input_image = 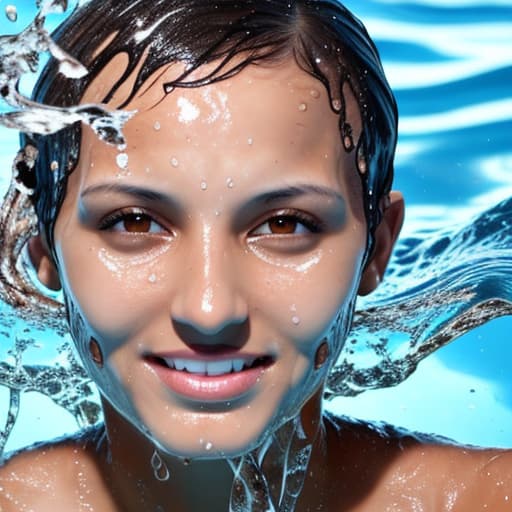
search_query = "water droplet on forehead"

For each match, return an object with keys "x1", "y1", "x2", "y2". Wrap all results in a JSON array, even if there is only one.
[
  {"x1": 200, "y1": 181, "x2": 208, "y2": 191},
  {"x1": 170, "y1": 157, "x2": 179, "y2": 168},
  {"x1": 116, "y1": 153, "x2": 129, "y2": 170},
  {"x1": 5, "y1": 5, "x2": 17, "y2": 22},
  {"x1": 298, "y1": 103, "x2": 308, "y2": 112}
]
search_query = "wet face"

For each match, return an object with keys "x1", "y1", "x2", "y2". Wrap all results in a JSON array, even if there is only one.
[{"x1": 52, "y1": 57, "x2": 367, "y2": 458}]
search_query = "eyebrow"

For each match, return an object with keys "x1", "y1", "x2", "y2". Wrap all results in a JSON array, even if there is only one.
[
  {"x1": 250, "y1": 184, "x2": 345, "y2": 205},
  {"x1": 80, "y1": 183, "x2": 171, "y2": 203}
]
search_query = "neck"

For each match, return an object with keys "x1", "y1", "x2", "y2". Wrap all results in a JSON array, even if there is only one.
[{"x1": 98, "y1": 393, "x2": 328, "y2": 512}]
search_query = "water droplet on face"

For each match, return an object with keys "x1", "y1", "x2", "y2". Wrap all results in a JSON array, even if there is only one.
[
  {"x1": 5, "y1": 5, "x2": 17, "y2": 22},
  {"x1": 226, "y1": 177, "x2": 234, "y2": 189},
  {"x1": 116, "y1": 153, "x2": 129, "y2": 169},
  {"x1": 247, "y1": 137, "x2": 254, "y2": 146},
  {"x1": 292, "y1": 316, "x2": 301, "y2": 326},
  {"x1": 331, "y1": 99, "x2": 342, "y2": 112},
  {"x1": 170, "y1": 157, "x2": 179, "y2": 168},
  {"x1": 200, "y1": 181, "x2": 208, "y2": 191},
  {"x1": 298, "y1": 103, "x2": 308, "y2": 112},
  {"x1": 154, "y1": 121, "x2": 161, "y2": 131},
  {"x1": 310, "y1": 89, "x2": 320, "y2": 99},
  {"x1": 148, "y1": 274, "x2": 157, "y2": 284},
  {"x1": 50, "y1": 161, "x2": 59, "y2": 172},
  {"x1": 151, "y1": 451, "x2": 170, "y2": 482}
]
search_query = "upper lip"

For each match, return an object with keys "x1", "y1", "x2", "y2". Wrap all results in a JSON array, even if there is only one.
[{"x1": 144, "y1": 351, "x2": 275, "y2": 376}]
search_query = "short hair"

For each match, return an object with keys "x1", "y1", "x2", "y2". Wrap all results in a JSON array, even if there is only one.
[{"x1": 21, "y1": 0, "x2": 398, "y2": 257}]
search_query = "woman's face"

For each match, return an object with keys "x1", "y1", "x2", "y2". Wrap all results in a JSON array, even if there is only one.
[{"x1": 52, "y1": 57, "x2": 368, "y2": 457}]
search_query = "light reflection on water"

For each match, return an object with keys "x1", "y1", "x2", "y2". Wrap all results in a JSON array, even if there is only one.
[{"x1": 0, "y1": 0, "x2": 511, "y2": 453}]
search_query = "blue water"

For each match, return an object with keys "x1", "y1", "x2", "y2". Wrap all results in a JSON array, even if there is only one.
[{"x1": 0, "y1": 0, "x2": 511, "y2": 453}]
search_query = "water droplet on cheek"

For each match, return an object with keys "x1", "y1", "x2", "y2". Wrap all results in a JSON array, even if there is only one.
[
  {"x1": 116, "y1": 153, "x2": 129, "y2": 169},
  {"x1": 170, "y1": 157, "x2": 179, "y2": 168},
  {"x1": 148, "y1": 274, "x2": 157, "y2": 284},
  {"x1": 298, "y1": 103, "x2": 308, "y2": 112},
  {"x1": 5, "y1": 5, "x2": 17, "y2": 22},
  {"x1": 200, "y1": 181, "x2": 208, "y2": 191}
]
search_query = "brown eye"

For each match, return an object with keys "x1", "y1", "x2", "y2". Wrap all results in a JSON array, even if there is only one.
[
  {"x1": 268, "y1": 216, "x2": 298, "y2": 234},
  {"x1": 122, "y1": 213, "x2": 152, "y2": 233}
]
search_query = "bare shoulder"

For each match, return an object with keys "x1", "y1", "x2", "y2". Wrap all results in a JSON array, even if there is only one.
[
  {"x1": 0, "y1": 428, "x2": 115, "y2": 512},
  {"x1": 324, "y1": 414, "x2": 512, "y2": 511}
]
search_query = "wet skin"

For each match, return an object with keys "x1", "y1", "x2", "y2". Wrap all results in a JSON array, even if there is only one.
[{"x1": 1, "y1": 57, "x2": 512, "y2": 511}]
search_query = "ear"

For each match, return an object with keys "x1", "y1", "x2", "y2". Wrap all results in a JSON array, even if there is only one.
[
  {"x1": 28, "y1": 236, "x2": 61, "y2": 291},
  {"x1": 358, "y1": 191, "x2": 404, "y2": 296}
]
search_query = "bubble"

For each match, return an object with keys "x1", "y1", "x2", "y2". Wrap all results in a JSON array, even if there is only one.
[
  {"x1": 170, "y1": 157, "x2": 179, "y2": 168},
  {"x1": 298, "y1": 103, "x2": 308, "y2": 112},
  {"x1": 5, "y1": 5, "x2": 17, "y2": 22},
  {"x1": 226, "y1": 177, "x2": 234, "y2": 189},
  {"x1": 148, "y1": 274, "x2": 157, "y2": 284},
  {"x1": 116, "y1": 153, "x2": 129, "y2": 169},
  {"x1": 292, "y1": 316, "x2": 301, "y2": 326},
  {"x1": 310, "y1": 89, "x2": 320, "y2": 99},
  {"x1": 154, "y1": 121, "x2": 161, "y2": 131},
  {"x1": 358, "y1": 155, "x2": 368, "y2": 174},
  {"x1": 200, "y1": 181, "x2": 208, "y2": 191}
]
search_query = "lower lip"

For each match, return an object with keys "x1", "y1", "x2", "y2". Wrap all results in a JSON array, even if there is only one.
[{"x1": 148, "y1": 363, "x2": 268, "y2": 401}]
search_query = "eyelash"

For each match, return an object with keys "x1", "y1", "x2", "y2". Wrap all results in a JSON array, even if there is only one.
[
  {"x1": 98, "y1": 208, "x2": 167, "y2": 234},
  {"x1": 249, "y1": 210, "x2": 324, "y2": 236}
]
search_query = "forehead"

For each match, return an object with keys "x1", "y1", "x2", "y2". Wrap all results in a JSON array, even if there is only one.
[{"x1": 77, "y1": 55, "x2": 364, "y2": 212}]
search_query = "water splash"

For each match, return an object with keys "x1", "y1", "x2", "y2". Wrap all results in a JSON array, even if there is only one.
[
  {"x1": 326, "y1": 196, "x2": 512, "y2": 398},
  {"x1": 0, "y1": 0, "x2": 133, "y2": 146}
]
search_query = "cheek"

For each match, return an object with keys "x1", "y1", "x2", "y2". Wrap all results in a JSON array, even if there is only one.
[{"x1": 56, "y1": 240, "x2": 166, "y2": 348}]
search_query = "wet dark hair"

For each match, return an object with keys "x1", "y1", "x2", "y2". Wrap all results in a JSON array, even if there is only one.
[{"x1": 22, "y1": 0, "x2": 398, "y2": 257}]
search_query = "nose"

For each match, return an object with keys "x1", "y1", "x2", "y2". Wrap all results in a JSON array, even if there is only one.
[{"x1": 170, "y1": 225, "x2": 249, "y2": 346}]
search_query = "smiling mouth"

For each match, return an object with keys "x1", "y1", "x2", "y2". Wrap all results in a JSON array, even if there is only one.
[{"x1": 148, "y1": 355, "x2": 274, "y2": 377}]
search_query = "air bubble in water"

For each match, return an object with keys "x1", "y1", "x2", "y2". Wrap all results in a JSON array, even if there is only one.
[
  {"x1": 310, "y1": 89, "x2": 320, "y2": 99},
  {"x1": 170, "y1": 157, "x2": 179, "y2": 168},
  {"x1": 247, "y1": 137, "x2": 254, "y2": 146},
  {"x1": 5, "y1": 5, "x2": 17, "y2": 22},
  {"x1": 226, "y1": 177, "x2": 234, "y2": 189},
  {"x1": 154, "y1": 121, "x2": 161, "y2": 131},
  {"x1": 148, "y1": 274, "x2": 157, "y2": 284},
  {"x1": 116, "y1": 153, "x2": 129, "y2": 169},
  {"x1": 292, "y1": 316, "x2": 301, "y2": 326}
]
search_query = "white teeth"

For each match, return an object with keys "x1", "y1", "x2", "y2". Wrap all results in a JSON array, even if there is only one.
[
  {"x1": 206, "y1": 360, "x2": 233, "y2": 376},
  {"x1": 232, "y1": 359, "x2": 244, "y2": 372},
  {"x1": 162, "y1": 357, "x2": 259, "y2": 375}
]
